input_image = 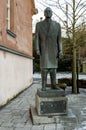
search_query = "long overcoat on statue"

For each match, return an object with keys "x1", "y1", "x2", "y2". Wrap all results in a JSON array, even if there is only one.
[{"x1": 35, "y1": 19, "x2": 62, "y2": 69}]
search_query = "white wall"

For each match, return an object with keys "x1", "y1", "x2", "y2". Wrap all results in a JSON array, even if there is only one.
[{"x1": 0, "y1": 50, "x2": 33, "y2": 106}]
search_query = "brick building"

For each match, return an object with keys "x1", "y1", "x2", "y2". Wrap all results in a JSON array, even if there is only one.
[{"x1": 0, "y1": 0, "x2": 37, "y2": 106}]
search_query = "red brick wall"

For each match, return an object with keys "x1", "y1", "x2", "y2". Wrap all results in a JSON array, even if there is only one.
[{"x1": 0, "y1": 0, "x2": 33, "y2": 56}]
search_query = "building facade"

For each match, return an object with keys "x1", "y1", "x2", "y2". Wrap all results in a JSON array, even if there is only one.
[{"x1": 0, "y1": 0, "x2": 37, "y2": 106}]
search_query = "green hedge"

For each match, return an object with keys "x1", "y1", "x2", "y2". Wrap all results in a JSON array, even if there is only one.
[
  {"x1": 33, "y1": 58, "x2": 72, "y2": 72},
  {"x1": 58, "y1": 78, "x2": 86, "y2": 88}
]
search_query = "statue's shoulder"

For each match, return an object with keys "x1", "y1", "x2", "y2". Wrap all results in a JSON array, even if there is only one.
[
  {"x1": 36, "y1": 20, "x2": 44, "y2": 26},
  {"x1": 52, "y1": 20, "x2": 60, "y2": 26},
  {"x1": 36, "y1": 20, "x2": 45, "y2": 31}
]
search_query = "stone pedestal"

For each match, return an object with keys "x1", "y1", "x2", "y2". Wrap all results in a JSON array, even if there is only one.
[
  {"x1": 31, "y1": 108, "x2": 77, "y2": 125},
  {"x1": 30, "y1": 87, "x2": 77, "y2": 125},
  {"x1": 35, "y1": 88, "x2": 68, "y2": 116}
]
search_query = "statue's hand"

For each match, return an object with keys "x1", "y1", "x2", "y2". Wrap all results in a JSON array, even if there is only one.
[
  {"x1": 59, "y1": 51, "x2": 63, "y2": 59},
  {"x1": 37, "y1": 50, "x2": 40, "y2": 55}
]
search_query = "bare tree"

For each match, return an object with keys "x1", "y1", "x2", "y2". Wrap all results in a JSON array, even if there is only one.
[{"x1": 36, "y1": 0, "x2": 86, "y2": 93}]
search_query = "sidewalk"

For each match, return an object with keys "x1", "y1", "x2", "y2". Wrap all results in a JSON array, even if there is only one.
[{"x1": 0, "y1": 80, "x2": 86, "y2": 130}]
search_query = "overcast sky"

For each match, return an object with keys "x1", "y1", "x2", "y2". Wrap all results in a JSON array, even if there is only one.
[
  {"x1": 32, "y1": 0, "x2": 69, "y2": 36},
  {"x1": 32, "y1": 0, "x2": 45, "y2": 32},
  {"x1": 32, "y1": 0, "x2": 86, "y2": 35},
  {"x1": 32, "y1": 0, "x2": 63, "y2": 32}
]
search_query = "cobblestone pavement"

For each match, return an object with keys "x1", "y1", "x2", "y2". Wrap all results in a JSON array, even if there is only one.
[{"x1": 0, "y1": 80, "x2": 86, "y2": 130}]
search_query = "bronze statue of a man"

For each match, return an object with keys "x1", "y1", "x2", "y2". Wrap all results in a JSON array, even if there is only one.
[{"x1": 35, "y1": 7, "x2": 62, "y2": 91}]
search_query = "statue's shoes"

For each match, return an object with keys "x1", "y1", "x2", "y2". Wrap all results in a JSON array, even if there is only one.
[
  {"x1": 42, "y1": 88, "x2": 46, "y2": 91},
  {"x1": 51, "y1": 86, "x2": 58, "y2": 89}
]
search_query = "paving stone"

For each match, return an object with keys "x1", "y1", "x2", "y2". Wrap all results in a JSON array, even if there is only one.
[
  {"x1": 0, "y1": 127, "x2": 13, "y2": 130},
  {"x1": 15, "y1": 127, "x2": 32, "y2": 130},
  {"x1": 25, "y1": 119, "x2": 33, "y2": 126},
  {"x1": 44, "y1": 124, "x2": 56, "y2": 130},
  {"x1": 13, "y1": 123, "x2": 25, "y2": 127},
  {"x1": 56, "y1": 124, "x2": 64, "y2": 130},
  {"x1": 1, "y1": 122, "x2": 13, "y2": 127},
  {"x1": 31, "y1": 125, "x2": 44, "y2": 130}
]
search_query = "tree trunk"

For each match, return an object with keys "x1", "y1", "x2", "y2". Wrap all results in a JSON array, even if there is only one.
[{"x1": 72, "y1": 0, "x2": 77, "y2": 94}]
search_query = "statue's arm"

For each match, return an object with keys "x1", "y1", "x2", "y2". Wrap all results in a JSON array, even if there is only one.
[
  {"x1": 35, "y1": 23, "x2": 40, "y2": 55},
  {"x1": 57, "y1": 23, "x2": 62, "y2": 58}
]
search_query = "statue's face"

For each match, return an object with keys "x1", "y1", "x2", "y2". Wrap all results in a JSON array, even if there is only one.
[{"x1": 44, "y1": 7, "x2": 52, "y2": 18}]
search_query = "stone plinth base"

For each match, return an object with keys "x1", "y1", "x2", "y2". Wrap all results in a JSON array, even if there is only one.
[
  {"x1": 36, "y1": 88, "x2": 67, "y2": 116},
  {"x1": 30, "y1": 108, "x2": 77, "y2": 125}
]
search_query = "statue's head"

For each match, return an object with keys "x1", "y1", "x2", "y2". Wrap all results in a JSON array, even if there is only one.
[{"x1": 44, "y1": 7, "x2": 52, "y2": 18}]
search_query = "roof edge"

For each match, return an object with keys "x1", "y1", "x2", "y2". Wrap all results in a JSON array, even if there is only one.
[{"x1": 31, "y1": 0, "x2": 38, "y2": 15}]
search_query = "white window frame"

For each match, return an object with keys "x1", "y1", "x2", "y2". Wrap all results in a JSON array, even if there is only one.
[{"x1": 7, "y1": 0, "x2": 10, "y2": 30}]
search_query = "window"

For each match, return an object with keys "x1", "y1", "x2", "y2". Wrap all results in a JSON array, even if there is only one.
[
  {"x1": 7, "y1": 0, "x2": 10, "y2": 30},
  {"x1": 7, "y1": 0, "x2": 16, "y2": 37},
  {"x1": 7, "y1": 0, "x2": 14, "y2": 32}
]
